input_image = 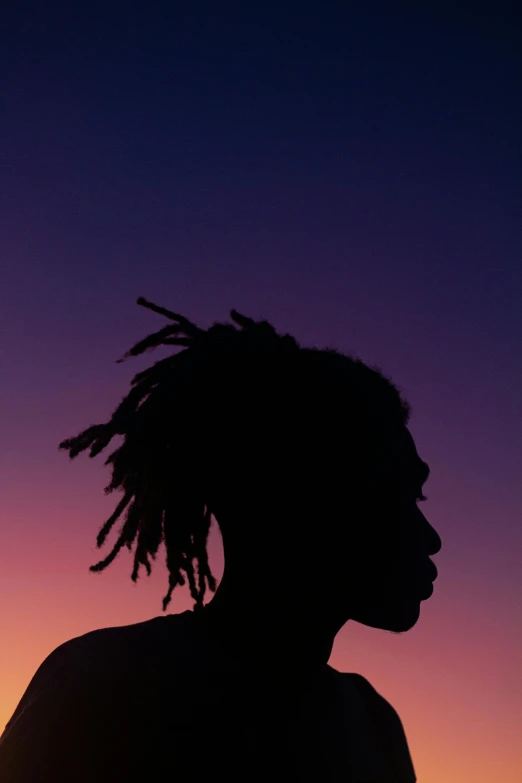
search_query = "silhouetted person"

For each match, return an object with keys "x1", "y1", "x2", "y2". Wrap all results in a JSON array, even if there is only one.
[{"x1": 0, "y1": 298, "x2": 441, "y2": 782}]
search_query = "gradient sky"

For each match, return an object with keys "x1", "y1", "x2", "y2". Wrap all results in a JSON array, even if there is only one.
[{"x1": 2, "y1": 3, "x2": 521, "y2": 781}]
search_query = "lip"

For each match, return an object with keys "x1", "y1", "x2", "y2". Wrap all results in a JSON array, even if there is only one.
[{"x1": 420, "y1": 582, "x2": 434, "y2": 600}]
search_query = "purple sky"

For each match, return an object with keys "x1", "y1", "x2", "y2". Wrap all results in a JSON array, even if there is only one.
[{"x1": 1, "y1": 5, "x2": 521, "y2": 781}]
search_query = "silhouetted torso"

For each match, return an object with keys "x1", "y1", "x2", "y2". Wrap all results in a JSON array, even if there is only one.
[{"x1": 0, "y1": 611, "x2": 416, "y2": 781}]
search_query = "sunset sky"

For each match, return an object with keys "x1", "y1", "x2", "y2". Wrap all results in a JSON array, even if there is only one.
[{"x1": 2, "y1": 3, "x2": 521, "y2": 781}]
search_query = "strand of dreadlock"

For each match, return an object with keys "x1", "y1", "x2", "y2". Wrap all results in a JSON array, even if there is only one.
[
  {"x1": 95, "y1": 491, "x2": 133, "y2": 548},
  {"x1": 181, "y1": 525, "x2": 199, "y2": 605},
  {"x1": 162, "y1": 505, "x2": 189, "y2": 609},
  {"x1": 116, "y1": 324, "x2": 193, "y2": 364},
  {"x1": 131, "y1": 503, "x2": 164, "y2": 580},
  {"x1": 163, "y1": 503, "x2": 199, "y2": 608},
  {"x1": 129, "y1": 353, "x2": 190, "y2": 392},
  {"x1": 90, "y1": 494, "x2": 143, "y2": 572},
  {"x1": 89, "y1": 533, "x2": 129, "y2": 573},
  {"x1": 230, "y1": 309, "x2": 257, "y2": 329},
  {"x1": 193, "y1": 506, "x2": 216, "y2": 598},
  {"x1": 125, "y1": 449, "x2": 165, "y2": 578},
  {"x1": 115, "y1": 297, "x2": 203, "y2": 364},
  {"x1": 137, "y1": 297, "x2": 203, "y2": 335},
  {"x1": 60, "y1": 382, "x2": 152, "y2": 463},
  {"x1": 59, "y1": 424, "x2": 106, "y2": 459}
]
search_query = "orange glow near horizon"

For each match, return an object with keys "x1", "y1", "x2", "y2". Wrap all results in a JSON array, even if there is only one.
[{"x1": 1, "y1": 483, "x2": 521, "y2": 782}]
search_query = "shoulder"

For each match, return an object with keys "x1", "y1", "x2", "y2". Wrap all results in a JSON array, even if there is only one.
[
  {"x1": 337, "y1": 673, "x2": 417, "y2": 783},
  {"x1": 3, "y1": 615, "x2": 178, "y2": 735},
  {"x1": 0, "y1": 615, "x2": 188, "y2": 781},
  {"x1": 348, "y1": 674, "x2": 406, "y2": 726},
  {"x1": 48, "y1": 611, "x2": 187, "y2": 663},
  {"x1": 27, "y1": 618, "x2": 156, "y2": 683}
]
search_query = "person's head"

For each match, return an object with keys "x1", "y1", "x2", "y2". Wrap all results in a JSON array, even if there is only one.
[{"x1": 60, "y1": 298, "x2": 441, "y2": 636}]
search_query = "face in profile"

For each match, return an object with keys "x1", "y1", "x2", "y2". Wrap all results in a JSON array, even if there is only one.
[
  {"x1": 212, "y1": 419, "x2": 441, "y2": 637},
  {"x1": 326, "y1": 426, "x2": 442, "y2": 634}
]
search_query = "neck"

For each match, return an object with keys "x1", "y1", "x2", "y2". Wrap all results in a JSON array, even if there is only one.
[{"x1": 199, "y1": 569, "x2": 338, "y2": 669}]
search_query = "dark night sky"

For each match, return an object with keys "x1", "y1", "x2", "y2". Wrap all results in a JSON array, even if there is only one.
[{"x1": 1, "y1": 4, "x2": 521, "y2": 781}]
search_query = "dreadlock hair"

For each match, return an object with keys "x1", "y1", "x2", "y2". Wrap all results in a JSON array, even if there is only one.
[{"x1": 59, "y1": 297, "x2": 411, "y2": 612}]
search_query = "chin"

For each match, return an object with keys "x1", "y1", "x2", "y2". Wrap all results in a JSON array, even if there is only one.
[{"x1": 354, "y1": 600, "x2": 422, "y2": 634}]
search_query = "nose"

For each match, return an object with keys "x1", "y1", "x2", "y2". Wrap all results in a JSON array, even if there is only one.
[
  {"x1": 417, "y1": 507, "x2": 442, "y2": 556},
  {"x1": 426, "y1": 520, "x2": 442, "y2": 556}
]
